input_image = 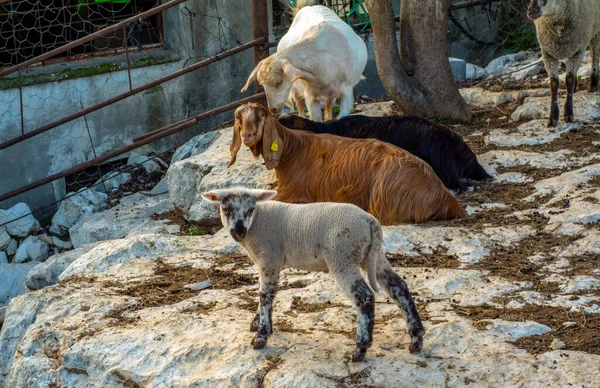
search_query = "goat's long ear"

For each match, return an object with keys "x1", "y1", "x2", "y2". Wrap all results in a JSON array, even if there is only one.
[
  {"x1": 282, "y1": 59, "x2": 319, "y2": 84},
  {"x1": 228, "y1": 121, "x2": 242, "y2": 168},
  {"x1": 241, "y1": 60, "x2": 262, "y2": 92},
  {"x1": 261, "y1": 111, "x2": 283, "y2": 170}
]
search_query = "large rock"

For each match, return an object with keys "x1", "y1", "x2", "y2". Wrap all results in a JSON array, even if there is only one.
[
  {"x1": 0, "y1": 252, "x2": 7, "y2": 264},
  {"x1": 460, "y1": 87, "x2": 549, "y2": 108},
  {"x1": 50, "y1": 188, "x2": 109, "y2": 236},
  {"x1": 6, "y1": 239, "x2": 17, "y2": 258},
  {"x1": 485, "y1": 51, "x2": 539, "y2": 77},
  {"x1": 0, "y1": 203, "x2": 40, "y2": 238},
  {"x1": 93, "y1": 171, "x2": 132, "y2": 193},
  {"x1": 25, "y1": 243, "x2": 100, "y2": 290},
  {"x1": 1, "y1": 234, "x2": 599, "y2": 387},
  {"x1": 13, "y1": 236, "x2": 49, "y2": 263},
  {"x1": 0, "y1": 262, "x2": 37, "y2": 307},
  {"x1": 61, "y1": 231, "x2": 239, "y2": 282},
  {"x1": 68, "y1": 193, "x2": 179, "y2": 248},
  {"x1": 486, "y1": 120, "x2": 578, "y2": 148},
  {"x1": 127, "y1": 152, "x2": 165, "y2": 174},
  {"x1": 0, "y1": 227, "x2": 10, "y2": 250},
  {"x1": 167, "y1": 129, "x2": 276, "y2": 224},
  {"x1": 449, "y1": 57, "x2": 466, "y2": 83},
  {"x1": 466, "y1": 63, "x2": 488, "y2": 80},
  {"x1": 171, "y1": 130, "x2": 221, "y2": 164},
  {"x1": 509, "y1": 93, "x2": 600, "y2": 123}
]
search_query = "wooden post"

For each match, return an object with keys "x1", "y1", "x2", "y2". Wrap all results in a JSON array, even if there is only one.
[{"x1": 251, "y1": 0, "x2": 269, "y2": 98}]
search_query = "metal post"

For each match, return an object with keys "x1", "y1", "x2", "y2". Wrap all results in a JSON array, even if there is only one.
[{"x1": 251, "y1": 0, "x2": 269, "y2": 100}]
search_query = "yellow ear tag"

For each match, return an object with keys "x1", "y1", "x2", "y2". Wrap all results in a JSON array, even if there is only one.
[
  {"x1": 271, "y1": 141, "x2": 279, "y2": 152},
  {"x1": 229, "y1": 150, "x2": 232, "y2": 155}
]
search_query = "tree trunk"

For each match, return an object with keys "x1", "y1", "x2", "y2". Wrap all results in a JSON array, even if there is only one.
[{"x1": 365, "y1": 0, "x2": 472, "y2": 122}]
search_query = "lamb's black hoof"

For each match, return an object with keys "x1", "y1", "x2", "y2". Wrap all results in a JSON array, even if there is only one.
[
  {"x1": 252, "y1": 336, "x2": 267, "y2": 350},
  {"x1": 351, "y1": 347, "x2": 367, "y2": 362}
]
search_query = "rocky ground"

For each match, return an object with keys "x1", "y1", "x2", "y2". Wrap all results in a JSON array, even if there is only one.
[{"x1": 2, "y1": 61, "x2": 600, "y2": 386}]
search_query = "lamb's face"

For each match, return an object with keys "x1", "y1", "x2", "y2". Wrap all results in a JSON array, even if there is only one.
[
  {"x1": 201, "y1": 188, "x2": 277, "y2": 242},
  {"x1": 219, "y1": 194, "x2": 257, "y2": 242},
  {"x1": 527, "y1": 0, "x2": 550, "y2": 20},
  {"x1": 258, "y1": 60, "x2": 293, "y2": 115}
]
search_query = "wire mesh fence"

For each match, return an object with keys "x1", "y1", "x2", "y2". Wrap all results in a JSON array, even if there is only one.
[
  {"x1": 0, "y1": 0, "x2": 547, "y2": 259},
  {"x1": 0, "y1": 0, "x2": 258, "y2": 251}
]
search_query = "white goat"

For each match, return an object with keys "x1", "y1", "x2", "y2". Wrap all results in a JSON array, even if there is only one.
[
  {"x1": 528, "y1": 0, "x2": 600, "y2": 126},
  {"x1": 202, "y1": 187, "x2": 425, "y2": 362},
  {"x1": 241, "y1": 2, "x2": 367, "y2": 122}
]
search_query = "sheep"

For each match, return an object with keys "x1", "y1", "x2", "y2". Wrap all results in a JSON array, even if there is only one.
[
  {"x1": 201, "y1": 186, "x2": 426, "y2": 362},
  {"x1": 527, "y1": 0, "x2": 600, "y2": 127},
  {"x1": 228, "y1": 102, "x2": 466, "y2": 225},
  {"x1": 278, "y1": 113, "x2": 492, "y2": 192},
  {"x1": 240, "y1": 1, "x2": 367, "y2": 122}
]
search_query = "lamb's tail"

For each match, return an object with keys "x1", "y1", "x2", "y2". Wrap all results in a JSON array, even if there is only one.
[
  {"x1": 290, "y1": 0, "x2": 315, "y2": 18},
  {"x1": 366, "y1": 219, "x2": 382, "y2": 293}
]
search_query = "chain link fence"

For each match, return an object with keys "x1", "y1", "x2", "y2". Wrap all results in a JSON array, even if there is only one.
[{"x1": 0, "y1": 0, "x2": 258, "y2": 252}]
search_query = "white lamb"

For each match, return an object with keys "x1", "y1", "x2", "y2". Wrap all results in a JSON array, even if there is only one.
[
  {"x1": 528, "y1": 0, "x2": 600, "y2": 126},
  {"x1": 241, "y1": 1, "x2": 367, "y2": 122},
  {"x1": 202, "y1": 187, "x2": 425, "y2": 362}
]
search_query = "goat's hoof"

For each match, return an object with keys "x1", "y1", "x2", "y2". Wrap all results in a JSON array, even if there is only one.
[
  {"x1": 564, "y1": 115, "x2": 574, "y2": 123},
  {"x1": 351, "y1": 347, "x2": 367, "y2": 362},
  {"x1": 591, "y1": 86, "x2": 598, "y2": 93},
  {"x1": 547, "y1": 118, "x2": 558, "y2": 127},
  {"x1": 252, "y1": 336, "x2": 267, "y2": 350}
]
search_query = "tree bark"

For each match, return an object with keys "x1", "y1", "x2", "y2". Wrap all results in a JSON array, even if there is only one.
[{"x1": 365, "y1": 0, "x2": 472, "y2": 122}]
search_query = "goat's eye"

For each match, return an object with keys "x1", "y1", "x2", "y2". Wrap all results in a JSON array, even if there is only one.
[{"x1": 244, "y1": 209, "x2": 254, "y2": 218}]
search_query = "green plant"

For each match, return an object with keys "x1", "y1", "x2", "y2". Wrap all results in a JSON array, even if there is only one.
[{"x1": 188, "y1": 225, "x2": 204, "y2": 236}]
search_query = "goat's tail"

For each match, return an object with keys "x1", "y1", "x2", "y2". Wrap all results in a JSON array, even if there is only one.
[
  {"x1": 366, "y1": 218, "x2": 382, "y2": 293},
  {"x1": 291, "y1": 0, "x2": 315, "y2": 18}
]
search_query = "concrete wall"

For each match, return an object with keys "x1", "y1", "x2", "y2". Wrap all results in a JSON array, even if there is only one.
[{"x1": 0, "y1": 0, "x2": 261, "y2": 217}]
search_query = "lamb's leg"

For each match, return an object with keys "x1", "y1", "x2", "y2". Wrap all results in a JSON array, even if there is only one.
[
  {"x1": 250, "y1": 277, "x2": 261, "y2": 332},
  {"x1": 337, "y1": 85, "x2": 354, "y2": 119},
  {"x1": 565, "y1": 50, "x2": 584, "y2": 123},
  {"x1": 330, "y1": 267, "x2": 374, "y2": 362},
  {"x1": 591, "y1": 34, "x2": 600, "y2": 93},
  {"x1": 376, "y1": 261, "x2": 425, "y2": 353},
  {"x1": 542, "y1": 52, "x2": 560, "y2": 127},
  {"x1": 251, "y1": 266, "x2": 279, "y2": 349}
]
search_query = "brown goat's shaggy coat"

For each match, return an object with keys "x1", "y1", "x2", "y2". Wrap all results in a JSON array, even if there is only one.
[{"x1": 229, "y1": 103, "x2": 465, "y2": 225}]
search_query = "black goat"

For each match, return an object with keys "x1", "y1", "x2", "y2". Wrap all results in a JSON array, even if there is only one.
[{"x1": 278, "y1": 114, "x2": 491, "y2": 192}]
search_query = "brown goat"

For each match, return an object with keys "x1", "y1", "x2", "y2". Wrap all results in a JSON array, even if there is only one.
[{"x1": 229, "y1": 103, "x2": 465, "y2": 225}]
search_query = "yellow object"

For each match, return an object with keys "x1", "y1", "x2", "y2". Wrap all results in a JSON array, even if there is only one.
[{"x1": 271, "y1": 141, "x2": 279, "y2": 152}]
